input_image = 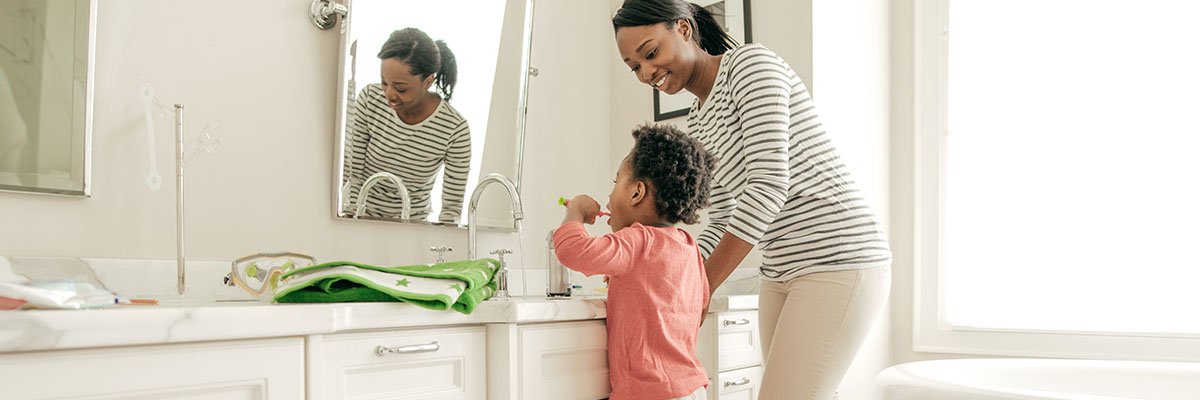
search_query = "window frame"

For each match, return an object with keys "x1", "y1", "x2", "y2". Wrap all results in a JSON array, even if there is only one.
[{"x1": 911, "y1": 0, "x2": 1200, "y2": 361}]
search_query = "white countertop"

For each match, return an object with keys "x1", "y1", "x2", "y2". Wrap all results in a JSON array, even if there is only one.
[{"x1": 0, "y1": 294, "x2": 757, "y2": 353}]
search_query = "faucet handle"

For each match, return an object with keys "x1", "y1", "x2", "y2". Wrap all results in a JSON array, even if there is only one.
[
  {"x1": 430, "y1": 246, "x2": 453, "y2": 263},
  {"x1": 489, "y1": 248, "x2": 513, "y2": 263},
  {"x1": 489, "y1": 248, "x2": 514, "y2": 300}
]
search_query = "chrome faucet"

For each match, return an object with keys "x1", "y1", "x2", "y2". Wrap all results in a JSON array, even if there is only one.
[
  {"x1": 355, "y1": 171, "x2": 412, "y2": 220},
  {"x1": 467, "y1": 173, "x2": 524, "y2": 259}
]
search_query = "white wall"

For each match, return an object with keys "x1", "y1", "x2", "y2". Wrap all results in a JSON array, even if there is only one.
[
  {"x1": 812, "y1": 0, "x2": 893, "y2": 398},
  {"x1": 0, "y1": 0, "x2": 612, "y2": 275}
]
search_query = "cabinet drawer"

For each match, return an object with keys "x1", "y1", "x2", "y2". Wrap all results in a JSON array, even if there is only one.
[
  {"x1": 0, "y1": 338, "x2": 304, "y2": 400},
  {"x1": 716, "y1": 365, "x2": 763, "y2": 400},
  {"x1": 715, "y1": 311, "x2": 761, "y2": 371},
  {"x1": 317, "y1": 326, "x2": 486, "y2": 400},
  {"x1": 518, "y1": 320, "x2": 610, "y2": 400}
]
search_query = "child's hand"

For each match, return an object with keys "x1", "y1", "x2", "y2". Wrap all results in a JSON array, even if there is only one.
[{"x1": 565, "y1": 195, "x2": 602, "y2": 225}]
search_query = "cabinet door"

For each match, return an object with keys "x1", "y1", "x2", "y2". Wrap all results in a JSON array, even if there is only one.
[
  {"x1": 714, "y1": 311, "x2": 761, "y2": 371},
  {"x1": 715, "y1": 366, "x2": 763, "y2": 400},
  {"x1": 314, "y1": 326, "x2": 486, "y2": 400},
  {"x1": 0, "y1": 338, "x2": 304, "y2": 400},
  {"x1": 518, "y1": 320, "x2": 610, "y2": 400}
]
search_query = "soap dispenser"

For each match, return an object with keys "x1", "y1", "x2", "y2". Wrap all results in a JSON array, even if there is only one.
[{"x1": 546, "y1": 229, "x2": 572, "y2": 297}]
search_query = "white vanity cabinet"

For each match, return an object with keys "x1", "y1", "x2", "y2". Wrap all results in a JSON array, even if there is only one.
[
  {"x1": 488, "y1": 320, "x2": 611, "y2": 400},
  {"x1": 0, "y1": 337, "x2": 305, "y2": 400},
  {"x1": 308, "y1": 325, "x2": 487, "y2": 400},
  {"x1": 698, "y1": 310, "x2": 765, "y2": 400}
]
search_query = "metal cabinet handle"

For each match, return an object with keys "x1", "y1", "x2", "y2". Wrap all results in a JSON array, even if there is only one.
[
  {"x1": 375, "y1": 341, "x2": 440, "y2": 357},
  {"x1": 724, "y1": 377, "x2": 751, "y2": 387},
  {"x1": 723, "y1": 318, "x2": 751, "y2": 326}
]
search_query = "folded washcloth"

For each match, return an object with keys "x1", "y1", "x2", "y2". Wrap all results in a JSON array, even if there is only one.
[{"x1": 272, "y1": 258, "x2": 500, "y2": 314}]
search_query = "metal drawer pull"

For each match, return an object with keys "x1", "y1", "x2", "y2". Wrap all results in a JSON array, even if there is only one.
[
  {"x1": 375, "y1": 341, "x2": 440, "y2": 357},
  {"x1": 723, "y1": 318, "x2": 751, "y2": 326},
  {"x1": 724, "y1": 377, "x2": 751, "y2": 387}
]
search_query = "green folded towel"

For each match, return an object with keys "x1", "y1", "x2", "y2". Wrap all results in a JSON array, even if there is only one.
[{"x1": 272, "y1": 258, "x2": 500, "y2": 314}]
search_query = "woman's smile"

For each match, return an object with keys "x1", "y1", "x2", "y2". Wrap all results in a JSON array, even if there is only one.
[{"x1": 652, "y1": 72, "x2": 670, "y2": 90}]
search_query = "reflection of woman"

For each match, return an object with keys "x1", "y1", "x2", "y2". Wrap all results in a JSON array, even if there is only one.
[
  {"x1": 344, "y1": 28, "x2": 471, "y2": 223},
  {"x1": 613, "y1": 1, "x2": 892, "y2": 399}
]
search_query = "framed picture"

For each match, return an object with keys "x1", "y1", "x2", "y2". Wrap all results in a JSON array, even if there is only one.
[{"x1": 653, "y1": 0, "x2": 753, "y2": 121}]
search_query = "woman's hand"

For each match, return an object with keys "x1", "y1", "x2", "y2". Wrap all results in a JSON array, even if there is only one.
[{"x1": 564, "y1": 195, "x2": 602, "y2": 225}]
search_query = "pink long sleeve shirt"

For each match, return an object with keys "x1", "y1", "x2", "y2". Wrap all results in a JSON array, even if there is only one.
[{"x1": 553, "y1": 221, "x2": 709, "y2": 400}]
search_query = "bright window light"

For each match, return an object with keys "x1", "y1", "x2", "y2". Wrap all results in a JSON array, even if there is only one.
[{"x1": 943, "y1": 0, "x2": 1200, "y2": 335}]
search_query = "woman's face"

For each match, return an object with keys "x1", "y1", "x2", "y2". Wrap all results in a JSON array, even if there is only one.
[
  {"x1": 615, "y1": 20, "x2": 698, "y2": 95},
  {"x1": 380, "y1": 58, "x2": 434, "y2": 115}
]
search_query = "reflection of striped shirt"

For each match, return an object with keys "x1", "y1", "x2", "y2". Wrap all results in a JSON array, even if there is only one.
[
  {"x1": 344, "y1": 84, "x2": 471, "y2": 222},
  {"x1": 687, "y1": 44, "x2": 891, "y2": 282}
]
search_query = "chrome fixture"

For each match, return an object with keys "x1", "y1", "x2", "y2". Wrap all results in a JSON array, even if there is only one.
[
  {"x1": 467, "y1": 173, "x2": 524, "y2": 259},
  {"x1": 430, "y1": 246, "x2": 453, "y2": 264},
  {"x1": 174, "y1": 105, "x2": 186, "y2": 296},
  {"x1": 546, "y1": 229, "x2": 571, "y2": 297},
  {"x1": 354, "y1": 171, "x2": 412, "y2": 221},
  {"x1": 309, "y1": 0, "x2": 348, "y2": 30},
  {"x1": 490, "y1": 248, "x2": 513, "y2": 300}
]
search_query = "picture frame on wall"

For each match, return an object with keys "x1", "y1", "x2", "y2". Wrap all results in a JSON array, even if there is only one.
[{"x1": 652, "y1": 0, "x2": 753, "y2": 121}]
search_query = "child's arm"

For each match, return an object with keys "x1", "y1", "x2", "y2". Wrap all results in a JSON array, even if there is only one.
[{"x1": 552, "y1": 222, "x2": 644, "y2": 278}]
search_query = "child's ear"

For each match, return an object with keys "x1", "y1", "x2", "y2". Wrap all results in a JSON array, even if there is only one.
[{"x1": 630, "y1": 181, "x2": 647, "y2": 206}]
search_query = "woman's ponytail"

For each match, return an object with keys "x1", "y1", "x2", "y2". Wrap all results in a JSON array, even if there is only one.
[
  {"x1": 686, "y1": 2, "x2": 736, "y2": 56},
  {"x1": 433, "y1": 40, "x2": 458, "y2": 102}
]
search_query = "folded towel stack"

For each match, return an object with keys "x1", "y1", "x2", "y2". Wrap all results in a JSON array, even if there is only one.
[{"x1": 272, "y1": 258, "x2": 500, "y2": 314}]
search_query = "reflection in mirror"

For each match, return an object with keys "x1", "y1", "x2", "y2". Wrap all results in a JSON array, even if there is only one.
[
  {"x1": 333, "y1": 0, "x2": 530, "y2": 228},
  {"x1": 0, "y1": 0, "x2": 93, "y2": 196}
]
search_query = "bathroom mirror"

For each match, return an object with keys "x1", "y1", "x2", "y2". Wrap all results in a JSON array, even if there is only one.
[
  {"x1": 332, "y1": 0, "x2": 533, "y2": 229},
  {"x1": 0, "y1": 0, "x2": 94, "y2": 196}
]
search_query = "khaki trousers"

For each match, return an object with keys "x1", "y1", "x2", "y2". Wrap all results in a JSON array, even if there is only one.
[{"x1": 757, "y1": 267, "x2": 890, "y2": 399}]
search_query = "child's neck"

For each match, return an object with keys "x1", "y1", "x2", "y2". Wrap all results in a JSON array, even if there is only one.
[{"x1": 633, "y1": 214, "x2": 674, "y2": 229}]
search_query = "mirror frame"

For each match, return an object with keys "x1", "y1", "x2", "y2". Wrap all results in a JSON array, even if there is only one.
[
  {"x1": 0, "y1": 0, "x2": 95, "y2": 197},
  {"x1": 330, "y1": 0, "x2": 534, "y2": 230}
]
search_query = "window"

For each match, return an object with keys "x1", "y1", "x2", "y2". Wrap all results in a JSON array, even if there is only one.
[{"x1": 914, "y1": 0, "x2": 1200, "y2": 360}]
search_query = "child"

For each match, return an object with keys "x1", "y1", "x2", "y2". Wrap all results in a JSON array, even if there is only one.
[{"x1": 554, "y1": 124, "x2": 717, "y2": 400}]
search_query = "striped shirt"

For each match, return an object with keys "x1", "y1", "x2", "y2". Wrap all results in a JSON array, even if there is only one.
[
  {"x1": 686, "y1": 44, "x2": 892, "y2": 281},
  {"x1": 343, "y1": 83, "x2": 471, "y2": 223}
]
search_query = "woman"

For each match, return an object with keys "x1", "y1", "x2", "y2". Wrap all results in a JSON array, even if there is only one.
[
  {"x1": 613, "y1": 1, "x2": 892, "y2": 398},
  {"x1": 343, "y1": 27, "x2": 471, "y2": 223}
]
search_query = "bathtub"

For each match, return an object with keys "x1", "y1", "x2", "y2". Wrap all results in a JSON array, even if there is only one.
[{"x1": 875, "y1": 358, "x2": 1200, "y2": 400}]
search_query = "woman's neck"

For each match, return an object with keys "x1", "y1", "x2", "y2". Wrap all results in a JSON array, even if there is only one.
[
  {"x1": 687, "y1": 52, "x2": 723, "y2": 107},
  {"x1": 396, "y1": 92, "x2": 439, "y2": 124}
]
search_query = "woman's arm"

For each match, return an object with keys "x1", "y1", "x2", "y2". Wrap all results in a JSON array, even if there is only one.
[
  {"x1": 705, "y1": 231, "x2": 755, "y2": 291},
  {"x1": 438, "y1": 121, "x2": 471, "y2": 223},
  {"x1": 705, "y1": 48, "x2": 793, "y2": 291}
]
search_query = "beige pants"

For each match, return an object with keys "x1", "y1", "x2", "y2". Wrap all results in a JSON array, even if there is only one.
[{"x1": 757, "y1": 267, "x2": 890, "y2": 399}]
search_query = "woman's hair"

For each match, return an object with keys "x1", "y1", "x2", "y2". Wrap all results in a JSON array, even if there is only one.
[
  {"x1": 628, "y1": 124, "x2": 717, "y2": 224},
  {"x1": 612, "y1": 0, "x2": 737, "y2": 56},
  {"x1": 377, "y1": 28, "x2": 458, "y2": 101}
]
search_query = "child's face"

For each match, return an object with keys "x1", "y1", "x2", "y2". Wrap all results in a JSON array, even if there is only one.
[{"x1": 606, "y1": 157, "x2": 638, "y2": 232}]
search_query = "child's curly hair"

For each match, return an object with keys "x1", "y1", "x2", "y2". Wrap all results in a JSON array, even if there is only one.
[{"x1": 628, "y1": 124, "x2": 717, "y2": 224}]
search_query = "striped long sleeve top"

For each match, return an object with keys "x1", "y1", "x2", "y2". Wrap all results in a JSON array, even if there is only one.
[
  {"x1": 343, "y1": 84, "x2": 471, "y2": 223},
  {"x1": 687, "y1": 44, "x2": 891, "y2": 281}
]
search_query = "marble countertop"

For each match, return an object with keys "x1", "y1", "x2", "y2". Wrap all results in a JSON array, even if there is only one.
[{"x1": 0, "y1": 294, "x2": 757, "y2": 353}]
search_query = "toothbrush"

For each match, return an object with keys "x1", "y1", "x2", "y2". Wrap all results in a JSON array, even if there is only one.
[{"x1": 558, "y1": 197, "x2": 611, "y2": 217}]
